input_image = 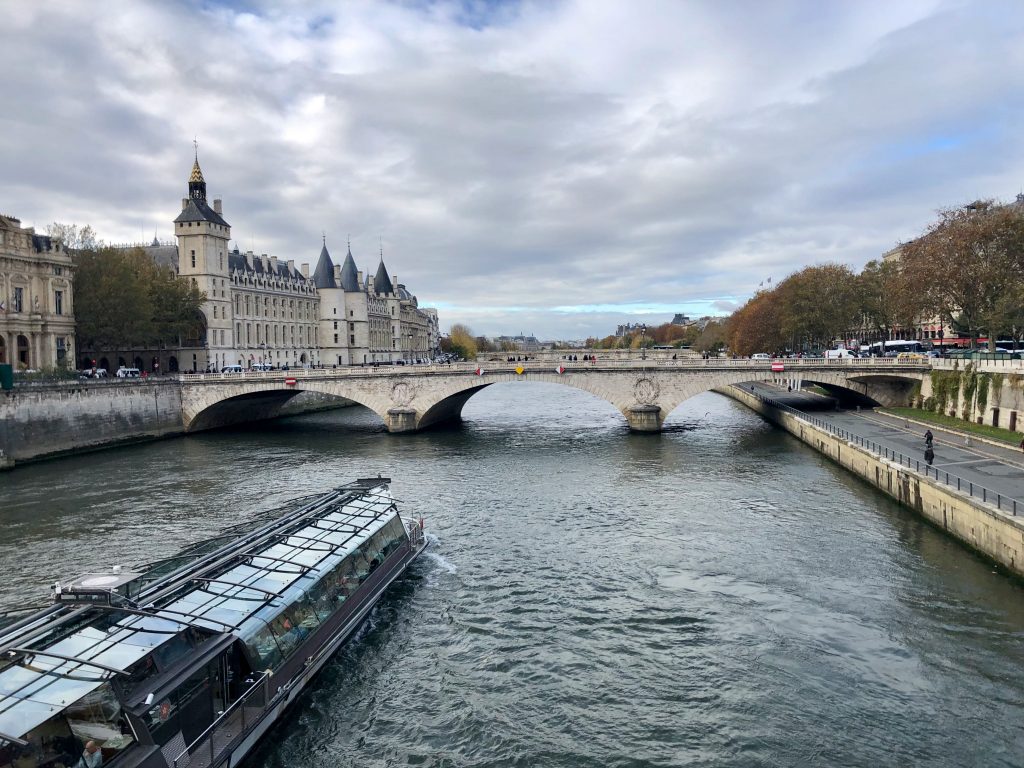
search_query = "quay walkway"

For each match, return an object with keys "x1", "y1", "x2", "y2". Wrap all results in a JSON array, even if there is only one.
[{"x1": 745, "y1": 382, "x2": 1024, "y2": 516}]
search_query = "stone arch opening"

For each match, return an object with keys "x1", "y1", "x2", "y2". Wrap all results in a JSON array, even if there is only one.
[
  {"x1": 186, "y1": 385, "x2": 388, "y2": 433},
  {"x1": 16, "y1": 334, "x2": 30, "y2": 368},
  {"x1": 168, "y1": 356, "x2": 179, "y2": 372},
  {"x1": 415, "y1": 379, "x2": 629, "y2": 431}
]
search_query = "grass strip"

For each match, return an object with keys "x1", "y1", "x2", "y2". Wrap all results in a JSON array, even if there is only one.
[{"x1": 880, "y1": 406, "x2": 1022, "y2": 445}]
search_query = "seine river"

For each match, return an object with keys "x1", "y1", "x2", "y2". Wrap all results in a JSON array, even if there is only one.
[{"x1": 3, "y1": 384, "x2": 1024, "y2": 767}]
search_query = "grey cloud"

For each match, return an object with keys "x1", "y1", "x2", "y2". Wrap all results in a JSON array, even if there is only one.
[{"x1": 3, "y1": 0, "x2": 1023, "y2": 338}]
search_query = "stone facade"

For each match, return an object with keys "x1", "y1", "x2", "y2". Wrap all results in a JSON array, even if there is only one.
[
  {"x1": 106, "y1": 156, "x2": 439, "y2": 372},
  {"x1": 0, "y1": 215, "x2": 75, "y2": 370},
  {"x1": 314, "y1": 241, "x2": 437, "y2": 365}
]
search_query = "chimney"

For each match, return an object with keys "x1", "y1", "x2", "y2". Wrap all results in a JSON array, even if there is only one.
[
  {"x1": 333, "y1": 265, "x2": 341, "y2": 281},
  {"x1": 287, "y1": 259, "x2": 295, "y2": 274},
  {"x1": 392, "y1": 274, "x2": 398, "y2": 288},
  {"x1": 301, "y1": 263, "x2": 309, "y2": 278},
  {"x1": 181, "y1": 198, "x2": 188, "y2": 210},
  {"x1": 213, "y1": 199, "x2": 223, "y2": 214},
  {"x1": 357, "y1": 270, "x2": 363, "y2": 285},
  {"x1": 261, "y1": 254, "x2": 269, "y2": 271},
  {"x1": 270, "y1": 255, "x2": 278, "y2": 272},
  {"x1": 245, "y1": 252, "x2": 253, "y2": 269}
]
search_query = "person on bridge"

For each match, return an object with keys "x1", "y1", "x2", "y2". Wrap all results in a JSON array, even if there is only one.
[
  {"x1": 925, "y1": 445, "x2": 935, "y2": 466},
  {"x1": 924, "y1": 429, "x2": 933, "y2": 447}
]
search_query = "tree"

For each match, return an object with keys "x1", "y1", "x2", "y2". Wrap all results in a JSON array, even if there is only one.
[
  {"x1": 899, "y1": 200, "x2": 1024, "y2": 349},
  {"x1": 47, "y1": 222, "x2": 101, "y2": 251},
  {"x1": 727, "y1": 290, "x2": 787, "y2": 356},
  {"x1": 857, "y1": 258, "x2": 917, "y2": 341},
  {"x1": 73, "y1": 245, "x2": 206, "y2": 351},
  {"x1": 774, "y1": 264, "x2": 860, "y2": 351},
  {"x1": 694, "y1": 320, "x2": 728, "y2": 353},
  {"x1": 448, "y1": 323, "x2": 478, "y2": 360}
]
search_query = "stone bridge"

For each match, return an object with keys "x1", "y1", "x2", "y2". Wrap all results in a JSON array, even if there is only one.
[{"x1": 179, "y1": 358, "x2": 929, "y2": 433}]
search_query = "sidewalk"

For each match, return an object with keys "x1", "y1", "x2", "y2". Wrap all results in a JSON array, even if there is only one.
[{"x1": 745, "y1": 382, "x2": 1024, "y2": 507}]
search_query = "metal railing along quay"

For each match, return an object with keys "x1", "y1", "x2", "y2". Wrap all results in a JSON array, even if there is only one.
[{"x1": 752, "y1": 391, "x2": 1024, "y2": 517}]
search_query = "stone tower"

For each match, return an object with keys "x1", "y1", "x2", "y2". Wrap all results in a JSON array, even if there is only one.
[{"x1": 174, "y1": 151, "x2": 233, "y2": 370}]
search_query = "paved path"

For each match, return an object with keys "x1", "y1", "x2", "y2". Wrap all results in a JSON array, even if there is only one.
[{"x1": 745, "y1": 383, "x2": 1024, "y2": 509}]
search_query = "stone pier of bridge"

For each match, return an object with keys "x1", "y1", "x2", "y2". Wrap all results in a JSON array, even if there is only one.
[{"x1": 178, "y1": 359, "x2": 927, "y2": 434}]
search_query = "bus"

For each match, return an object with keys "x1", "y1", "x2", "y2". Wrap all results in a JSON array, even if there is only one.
[{"x1": 861, "y1": 340, "x2": 927, "y2": 357}]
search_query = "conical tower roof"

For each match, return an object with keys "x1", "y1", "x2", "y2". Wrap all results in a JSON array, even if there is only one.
[
  {"x1": 373, "y1": 259, "x2": 394, "y2": 294},
  {"x1": 189, "y1": 158, "x2": 205, "y2": 183},
  {"x1": 339, "y1": 246, "x2": 360, "y2": 292},
  {"x1": 312, "y1": 242, "x2": 337, "y2": 288}
]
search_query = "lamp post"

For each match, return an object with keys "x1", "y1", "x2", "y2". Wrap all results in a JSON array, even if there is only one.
[
  {"x1": 937, "y1": 326, "x2": 944, "y2": 354},
  {"x1": 408, "y1": 332, "x2": 413, "y2": 363},
  {"x1": 641, "y1": 324, "x2": 647, "y2": 361}
]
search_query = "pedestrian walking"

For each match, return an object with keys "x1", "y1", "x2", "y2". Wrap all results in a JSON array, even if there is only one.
[
  {"x1": 925, "y1": 445, "x2": 935, "y2": 465},
  {"x1": 924, "y1": 429, "x2": 933, "y2": 447}
]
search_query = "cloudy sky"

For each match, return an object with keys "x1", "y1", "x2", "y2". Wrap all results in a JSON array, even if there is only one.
[{"x1": 4, "y1": 1, "x2": 1024, "y2": 339}]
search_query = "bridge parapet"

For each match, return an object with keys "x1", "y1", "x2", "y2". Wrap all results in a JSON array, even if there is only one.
[{"x1": 175, "y1": 357, "x2": 936, "y2": 434}]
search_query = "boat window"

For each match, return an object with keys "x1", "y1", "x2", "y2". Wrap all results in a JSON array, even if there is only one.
[
  {"x1": 264, "y1": 610, "x2": 303, "y2": 659},
  {"x1": 64, "y1": 684, "x2": 134, "y2": 757},
  {"x1": 151, "y1": 630, "x2": 194, "y2": 670},
  {"x1": 238, "y1": 619, "x2": 283, "y2": 671},
  {"x1": 4, "y1": 711, "x2": 76, "y2": 768}
]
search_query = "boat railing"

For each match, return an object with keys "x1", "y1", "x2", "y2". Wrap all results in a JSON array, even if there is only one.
[
  {"x1": 405, "y1": 518, "x2": 425, "y2": 548},
  {"x1": 172, "y1": 670, "x2": 271, "y2": 768}
]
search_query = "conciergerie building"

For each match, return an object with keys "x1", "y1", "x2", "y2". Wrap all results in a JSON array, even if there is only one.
[{"x1": 114, "y1": 154, "x2": 438, "y2": 373}]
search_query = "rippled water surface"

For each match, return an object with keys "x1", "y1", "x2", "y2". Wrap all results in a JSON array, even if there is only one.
[{"x1": 3, "y1": 384, "x2": 1024, "y2": 767}]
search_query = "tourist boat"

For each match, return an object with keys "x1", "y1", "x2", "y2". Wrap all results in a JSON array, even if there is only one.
[{"x1": 0, "y1": 477, "x2": 426, "y2": 768}]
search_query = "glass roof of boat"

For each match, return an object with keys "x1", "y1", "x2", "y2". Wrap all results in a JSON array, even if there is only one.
[{"x1": 0, "y1": 485, "x2": 397, "y2": 741}]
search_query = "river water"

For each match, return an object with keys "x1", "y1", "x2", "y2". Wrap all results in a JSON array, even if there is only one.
[{"x1": 3, "y1": 384, "x2": 1024, "y2": 767}]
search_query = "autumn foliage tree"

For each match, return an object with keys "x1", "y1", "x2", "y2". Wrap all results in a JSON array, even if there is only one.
[
  {"x1": 898, "y1": 200, "x2": 1024, "y2": 349},
  {"x1": 446, "y1": 323, "x2": 478, "y2": 360}
]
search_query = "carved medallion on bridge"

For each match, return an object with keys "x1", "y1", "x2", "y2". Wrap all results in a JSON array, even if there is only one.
[
  {"x1": 391, "y1": 381, "x2": 416, "y2": 407},
  {"x1": 633, "y1": 377, "x2": 659, "y2": 405}
]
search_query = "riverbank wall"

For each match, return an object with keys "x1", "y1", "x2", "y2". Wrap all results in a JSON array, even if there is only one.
[
  {"x1": 0, "y1": 383, "x2": 354, "y2": 468},
  {"x1": 719, "y1": 385, "x2": 1024, "y2": 578}
]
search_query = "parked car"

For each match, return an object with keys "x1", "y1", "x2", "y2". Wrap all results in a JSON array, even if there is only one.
[
  {"x1": 115, "y1": 367, "x2": 141, "y2": 378},
  {"x1": 751, "y1": 353, "x2": 771, "y2": 360},
  {"x1": 221, "y1": 365, "x2": 244, "y2": 373}
]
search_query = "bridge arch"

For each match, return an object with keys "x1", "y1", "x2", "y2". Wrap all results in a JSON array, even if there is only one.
[{"x1": 179, "y1": 363, "x2": 928, "y2": 434}]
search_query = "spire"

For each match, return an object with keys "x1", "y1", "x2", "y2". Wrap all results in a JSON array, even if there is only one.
[
  {"x1": 188, "y1": 140, "x2": 207, "y2": 201},
  {"x1": 339, "y1": 245, "x2": 360, "y2": 291},
  {"x1": 373, "y1": 257, "x2": 394, "y2": 295},
  {"x1": 312, "y1": 238, "x2": 337, "y2": 288}
]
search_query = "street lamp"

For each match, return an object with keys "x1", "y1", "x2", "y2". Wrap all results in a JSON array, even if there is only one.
[
  {"x1": 640, "y1": 324, "x2": 647, "y2": 361},
  {"x1": 408, "y1": 332, "x2": 413, "y2": 363}
]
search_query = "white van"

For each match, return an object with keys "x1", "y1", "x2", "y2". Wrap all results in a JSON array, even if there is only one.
[
  {"x1": 824, "y1": 348, "x2": 855, "y2": 359},
  {"x1": 751, "y1": 353, "x2": 771, "y2": 360},
  {"x1": 115, "y1": 367, "x2": 141, "y2": 378},
  {"x1": 221, "y1": 365, "x2": 244, "y2": 373}
]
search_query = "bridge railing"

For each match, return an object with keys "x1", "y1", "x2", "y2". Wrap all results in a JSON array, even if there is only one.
[
  {"x1": 174, "y1": 356, "x2": 936, "y2": 382},
  {"x1": 750, "y1": 390, "x2": 1023, "y2": 517}
]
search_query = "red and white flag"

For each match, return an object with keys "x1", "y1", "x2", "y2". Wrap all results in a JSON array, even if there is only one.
[
  {"x1": 555, "y1": 365, "x2": 565, "y2": 374},
  {"x1": 475, "y1": 367, "x2": 484, "y2": 376}
]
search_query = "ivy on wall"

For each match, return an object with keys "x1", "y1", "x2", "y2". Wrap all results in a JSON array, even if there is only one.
[{"x1": 930, "y1": 369, "x2": 960, "y2": 414}]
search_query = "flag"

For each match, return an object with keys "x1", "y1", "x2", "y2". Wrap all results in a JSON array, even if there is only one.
[{"x1": 0, "y1": 300, "x2": 5, "y2": 312}]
